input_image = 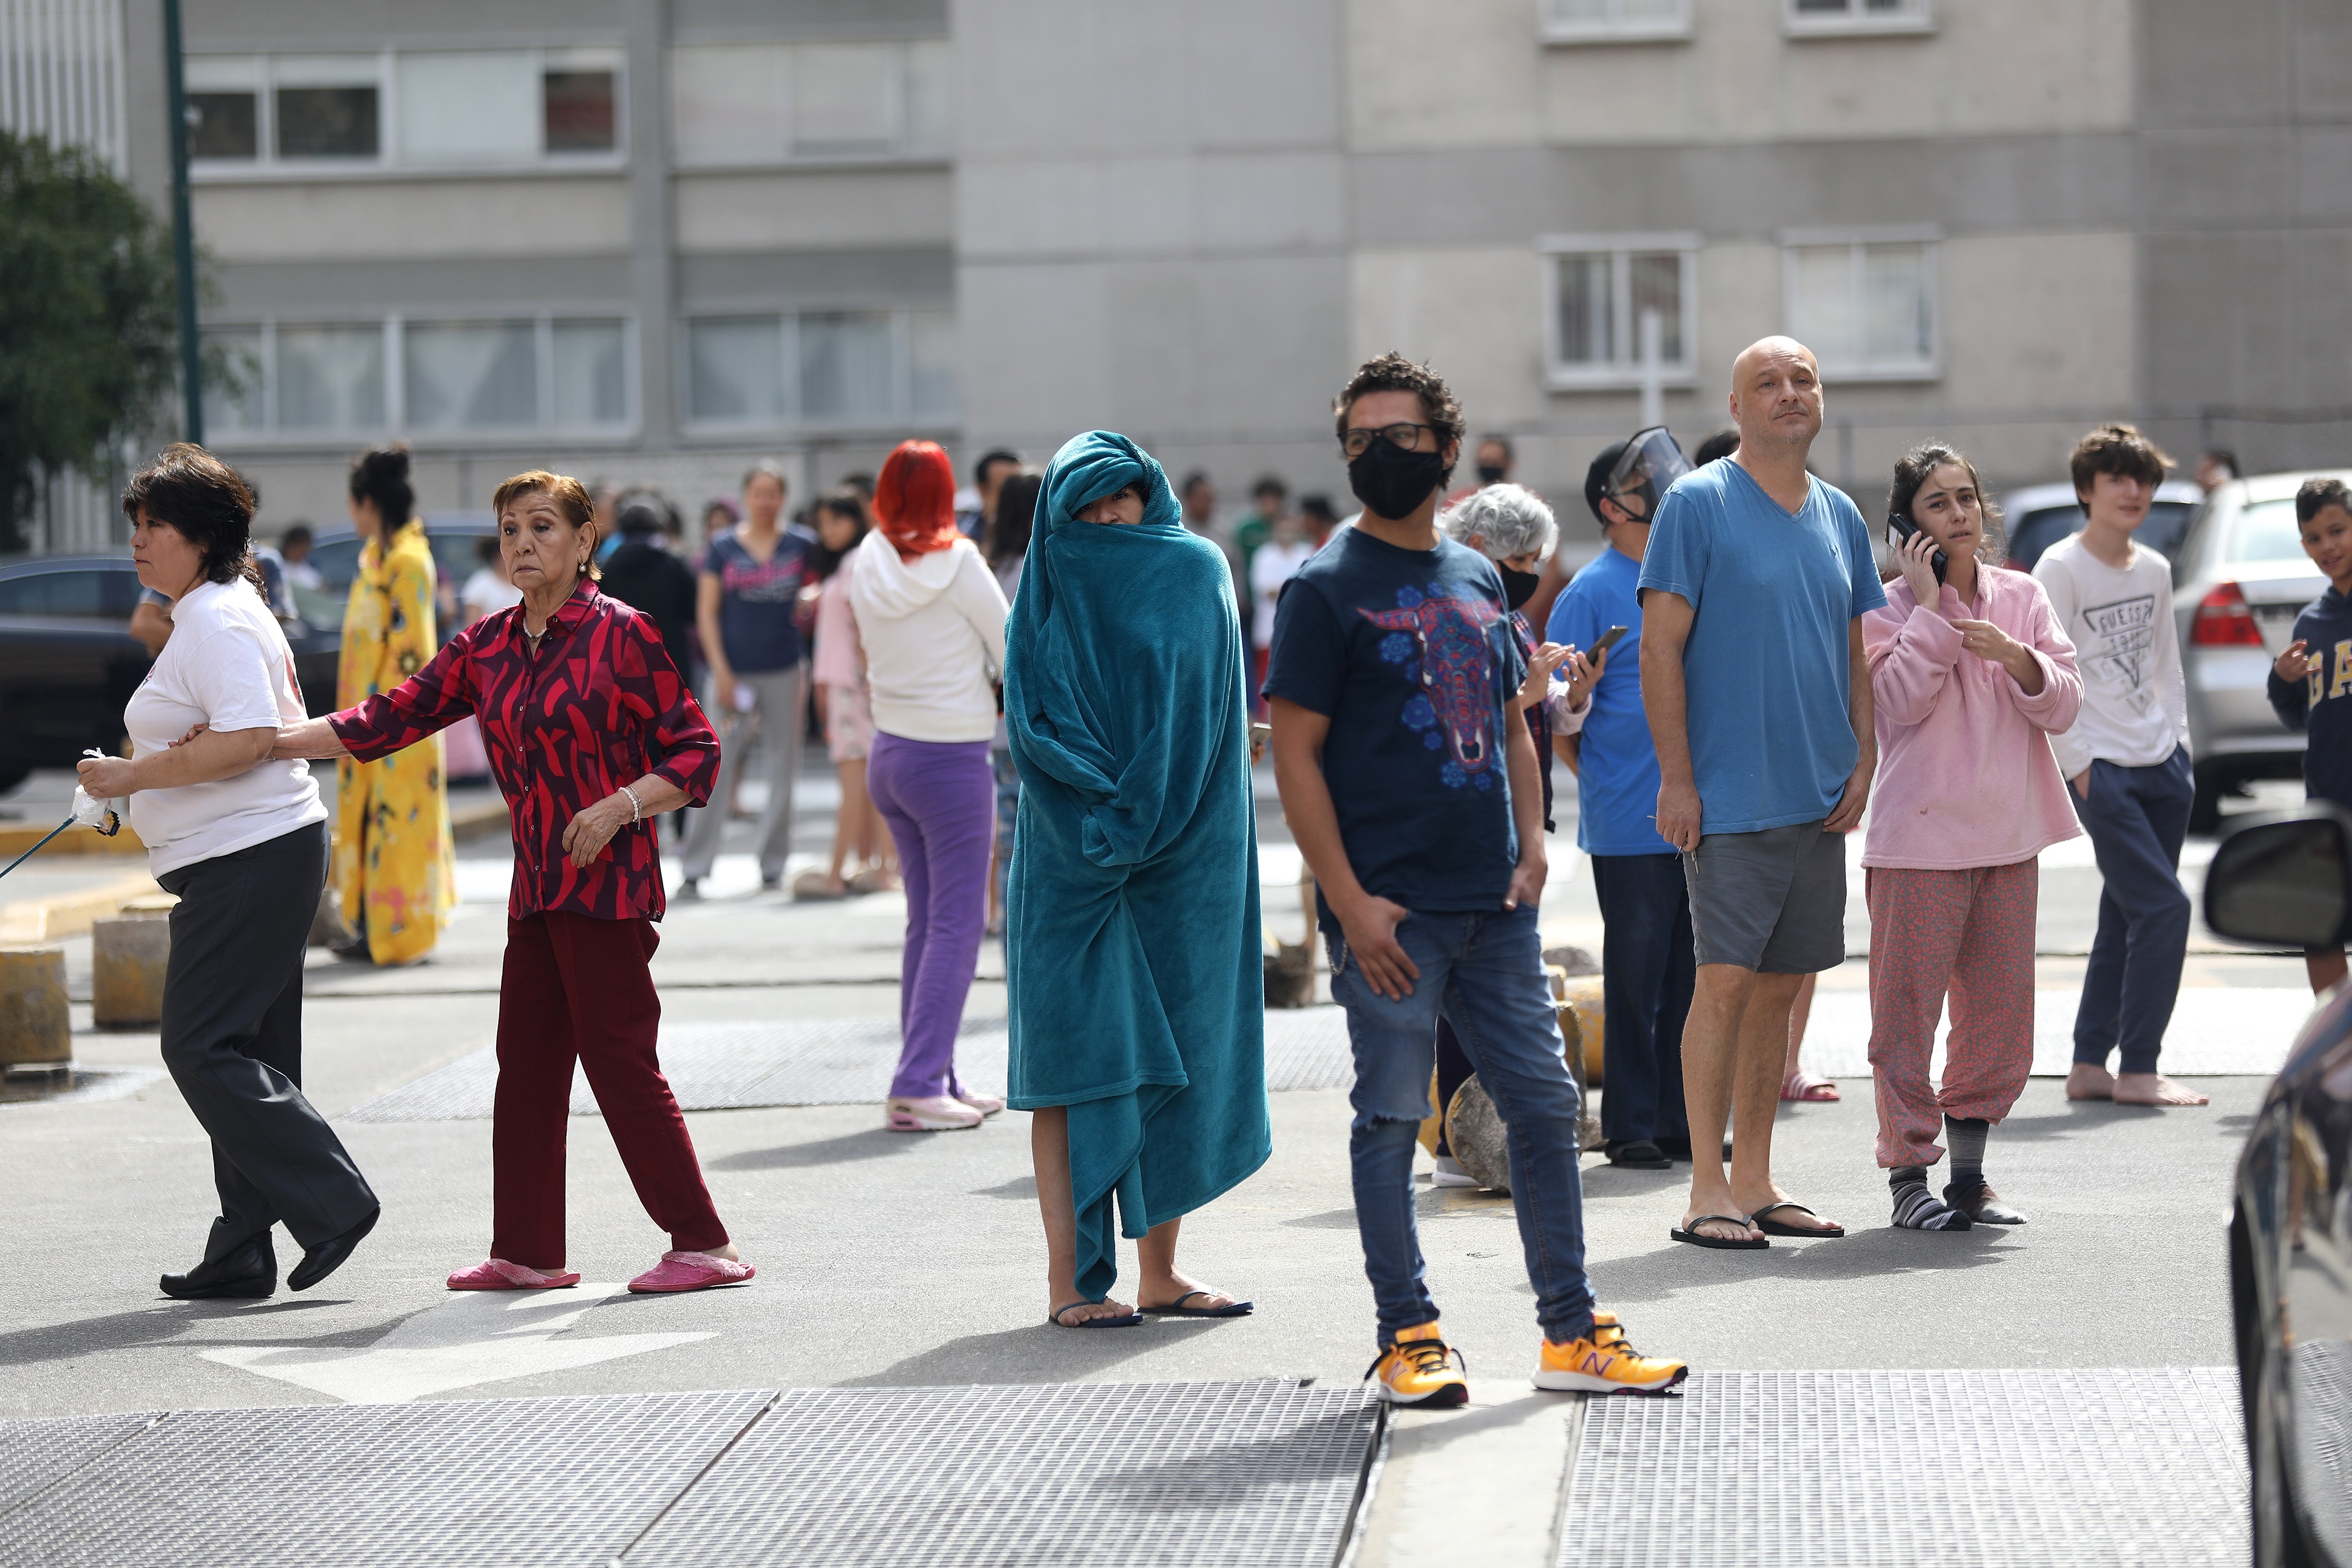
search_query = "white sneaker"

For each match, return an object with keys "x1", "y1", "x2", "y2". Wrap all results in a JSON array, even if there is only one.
[
  {"x1": 1431, "y1": 1154, "x2": 1480, "y2": 1189},
  {"x1": 956, "y1": 1092, "x2": 1007, "y2": 1118},
  {"x1": 886, "y1": 1095, "x2": 984, "y2": 1132}
]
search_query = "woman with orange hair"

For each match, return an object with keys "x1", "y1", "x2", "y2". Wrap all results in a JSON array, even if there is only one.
[{"x1": 850, "y1": 440, "x2": 1013, "y2": 1132}]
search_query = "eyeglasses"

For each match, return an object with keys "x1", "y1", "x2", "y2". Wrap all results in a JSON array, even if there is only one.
[{"x1": 1341, "y1": 423, "x2": 1436, "y2": 458}]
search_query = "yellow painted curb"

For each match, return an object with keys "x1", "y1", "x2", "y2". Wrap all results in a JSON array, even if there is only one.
[
  {"x1": 0, "y1": 822, "x2": 145, "y2": 857},
  {"x1": 0, "y1": 870, "x2": 165, "y2": 945}
]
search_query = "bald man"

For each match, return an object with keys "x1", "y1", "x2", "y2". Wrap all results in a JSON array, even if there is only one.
[{"x1": 1636, "y1": 337, "x2": 1886, "y2": 1250}]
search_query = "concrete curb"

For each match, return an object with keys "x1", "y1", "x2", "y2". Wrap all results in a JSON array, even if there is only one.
[
  {"x1": 0, "y1": 823, "x2": 145, "y2": 857},
  {"x1": 0, "y1": 870, "x2": 164, "y2": 944}
]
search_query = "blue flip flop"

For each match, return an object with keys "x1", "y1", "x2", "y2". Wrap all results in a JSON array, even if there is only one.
[
  {"x1": 1140, "y1": 1290, "x2": 1254, "y2": 1318},
  {"x1": 1050, "y1": 1300, "x2": 1144, "y2": 1328}
]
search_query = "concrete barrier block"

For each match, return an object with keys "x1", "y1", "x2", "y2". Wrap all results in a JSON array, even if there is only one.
[
  {"x1": 92, "y1": 914, "x2": 172, "y2": 1028},
  {"x1": 0, "y1": 947, "x2": 71, "y2": 1067}
]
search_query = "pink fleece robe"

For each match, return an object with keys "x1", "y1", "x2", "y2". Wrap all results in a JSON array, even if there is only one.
[{"x1": 1862, "y1": 567, "x2": 2084, "y2": 870}]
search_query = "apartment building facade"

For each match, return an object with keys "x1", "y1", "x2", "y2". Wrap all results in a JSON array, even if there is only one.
[{"x1": 3, "y1": 0, "x2": 2345, "y2": 542}]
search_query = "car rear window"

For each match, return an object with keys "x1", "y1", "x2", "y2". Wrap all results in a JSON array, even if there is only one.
[
  {"x1": 2003, "y1": 501, "x2": 2194, "y2": 571},
  {"x1": 0, "y1": 569, "x2": 142, "y2": 618},
  {"x1": 2224, "y1": 499, "x2": 2308, "y2": 565}
]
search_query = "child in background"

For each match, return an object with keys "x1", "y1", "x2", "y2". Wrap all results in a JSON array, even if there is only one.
[
  {"x1": 797, "y1": 491, "x2": 896, "y2": 900},
  {"x1": 2267, "y1": 476, "x2": 2352, "y2": 994}
]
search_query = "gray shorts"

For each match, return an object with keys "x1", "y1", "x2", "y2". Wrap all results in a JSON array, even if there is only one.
[{"x1": 1681, "y1": 821, "x2": 1846, "y2": 973}]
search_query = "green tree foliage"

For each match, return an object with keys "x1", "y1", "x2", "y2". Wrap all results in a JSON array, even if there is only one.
[{"x1": 0, "y1": 130, "x2": 179, "y2": 553}]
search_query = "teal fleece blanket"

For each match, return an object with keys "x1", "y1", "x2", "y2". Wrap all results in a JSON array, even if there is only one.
[{"x1": 1003, "y1": 430, "x2": 1269, "y2": 1302}]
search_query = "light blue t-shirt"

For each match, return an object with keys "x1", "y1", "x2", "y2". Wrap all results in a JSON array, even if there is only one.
[
  {"x1": 1635, "y1": 459, "x2": 1886, "y2": 835},
  {"x1": 1548, "y1": 544, "x2": 1673, "y2": 856}
]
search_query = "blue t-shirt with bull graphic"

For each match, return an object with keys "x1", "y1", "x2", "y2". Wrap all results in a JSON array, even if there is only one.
[{"x1": 1264, "y1": 527, "x2": 1527, "y2": 931}]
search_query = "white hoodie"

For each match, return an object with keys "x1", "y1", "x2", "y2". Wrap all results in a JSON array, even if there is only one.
[{"x1": 848, "y1": 532, "x2": 1009, "y2": 743}]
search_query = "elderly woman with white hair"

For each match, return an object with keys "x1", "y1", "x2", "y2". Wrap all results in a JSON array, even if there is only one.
[{"x1": 1422, "y1": 484, "x2": 1598, "y2": 1186}]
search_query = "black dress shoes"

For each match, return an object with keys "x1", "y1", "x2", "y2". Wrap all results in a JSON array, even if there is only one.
[
  {"x1": 161, "y1": 1235, "x2": 277, "y2": 1300},
  {"x1": 289, "y1": 1205, "x2": 379, "y2": 1292},
  {"x1": 1603, "y1": 1139, "x2": 1673, "y2": 1170}
]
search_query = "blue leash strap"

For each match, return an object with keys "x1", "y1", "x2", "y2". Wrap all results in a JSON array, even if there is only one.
[{"x1": 0, "y1": 817, "x2": 76, "y2": 883}]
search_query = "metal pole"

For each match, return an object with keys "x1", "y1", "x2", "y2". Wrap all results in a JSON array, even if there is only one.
[
  {"x1": 1637, "y1": 307, "x2": 1663, "y2": 432},
  {"x1": 163, "y1": 0, "x2": 202, "y2": 445}
]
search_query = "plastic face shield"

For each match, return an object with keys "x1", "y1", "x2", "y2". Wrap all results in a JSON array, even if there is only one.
[{"x1": 1605, "y1": 427, "x2": 1691, "y2": 521}]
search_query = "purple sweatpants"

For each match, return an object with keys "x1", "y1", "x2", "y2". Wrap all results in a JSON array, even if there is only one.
[{"x1": 867, "y1": 731, "x2": 994, "y2": 1099}]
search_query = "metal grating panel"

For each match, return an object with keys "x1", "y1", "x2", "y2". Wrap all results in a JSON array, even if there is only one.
[
  {"x1": 626, "y1": 1380, "x2": 1377, "y2": 1568},
  {"x1": 0, "y1": 1412, "x2": 157, "y2": 1516},
  {"x1": 0, "y1": 1389, "x2": 774, "y2": 1568},
  {"x1": 1559, "y1": 1368, "x2": 2249, "y2": 1568},
  {"x1": 345, "y1": 1008, "x2": 1358, "y2": 1121}
]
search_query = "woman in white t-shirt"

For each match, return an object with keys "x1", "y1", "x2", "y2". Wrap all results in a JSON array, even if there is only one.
[{"x1": 76, "y1": 444, "x2": 380, "y2": 1302}]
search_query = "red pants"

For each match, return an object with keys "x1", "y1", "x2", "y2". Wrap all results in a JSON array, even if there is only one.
[
  {"x1": 1865, "y1": 861, "x2": 2038, "y2": 1169},
  {"x1": 493, "y1": 911, "x2": 727, "y2": 1268}
]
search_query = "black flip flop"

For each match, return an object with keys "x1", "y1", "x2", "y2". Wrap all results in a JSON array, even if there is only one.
[
  {"x1": 1050, "y1": 1300, "x2": 1144, "y2": 1327},
  {"x1": 1605, "y1": 1139, "x2": 1672, "y2": 1170},
  {"x1": 1140, "y1": 1290, "x2": 1254, "y2": 1319},
  {"x1": 1750, "y1": 1202, "x2": 1846, "y2": 1239},
  {"x1": 1670, "y1": 1214, "x2": 1767, "y2": 1250}
]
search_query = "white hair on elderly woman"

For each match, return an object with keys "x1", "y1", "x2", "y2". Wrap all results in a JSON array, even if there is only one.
[{"x1": 1441, "y1": 482, "x2": 1557, "y2": 563}]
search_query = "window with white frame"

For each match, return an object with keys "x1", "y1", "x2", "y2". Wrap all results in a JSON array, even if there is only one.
[
  {"x1": 185, "y1": 49, "x2": 622, "y2": 172},
  {"x1": 1784, "y1": 0, "x2": 1933, "y2": 37},
  {"x1": 1541, "y1": 236, "x2": 1697, "y2": 389},
  {"x1": 1540, "y1": 0, "x2": 1692, "y2": 45},
  {"x1": 1782, "y1": 232, "x2": 1937, "y2": 379},
  {"x1": 669, "y1": 40, "x2": 950, "y2": 166},
  {"x1": 201, "y1": 317, "x2": 632, "y2": 438},
  {"x1": 684, "y1": 310, "x2": 956, "y2": 429}
]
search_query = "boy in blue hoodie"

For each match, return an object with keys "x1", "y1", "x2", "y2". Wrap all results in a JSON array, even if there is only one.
[{"x1": 2267, "y1": 476, "x2": 2352, "y2": 994}]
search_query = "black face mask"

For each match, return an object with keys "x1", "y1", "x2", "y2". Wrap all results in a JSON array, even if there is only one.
[
  {"x1": 1348, "y1": 439, "x2": 1448, "y2": 522},
  {"x1": 1498, "y1": 564, "x2": 1540, "y2": 611},
  {"x1": 1476, "y1": 463, "x2": 1508, "y2": 486}
]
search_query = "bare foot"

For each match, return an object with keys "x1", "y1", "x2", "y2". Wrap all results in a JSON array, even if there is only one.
[
  {"x1": 1051, "y1": 1297, "x2": 1136, "y2": 1326},
  {"x1": 1138, "y1": 1270, "x2": 1242, "y2": 1312},
  {"x1": 1730, "y1": 1185, "x2": 1840, "y2": 1234},
  {"x1": 1678, "y1": 1209, "x2": 1763, "y2": 1244},
  {"x1": 2066, "y1": 1063, "x2": 2115, "y2": 1101},
  {"x1": 2113, "y1": 1072, "x2": 2210, "y2": 1106}
]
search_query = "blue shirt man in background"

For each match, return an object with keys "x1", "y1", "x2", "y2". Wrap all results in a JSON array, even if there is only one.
[
  {"x1": 1548, "y1": 429, "x2": 1693, "y2": 1172},
  {"x1": 1638, "y1": 336, "x2": 1886, "y2": 1251}
]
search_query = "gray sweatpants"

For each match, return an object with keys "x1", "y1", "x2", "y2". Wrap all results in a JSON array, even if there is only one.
[
  {"x1": 682, "y1": 664, "x2": 806, "y2": 883},
  {"x1": 156, "y1": 821, "x2": 379, "y2": 1262}
]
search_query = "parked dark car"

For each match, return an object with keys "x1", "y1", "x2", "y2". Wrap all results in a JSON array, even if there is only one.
[
  {"x1": 2209, "y1": 806, "x2": 2352, "y2": 1567},
  {"x1": 0, "y1": 556, "x2": 338, "y2": 791},
  {"x1": 288, "y1": 513, "x2": 499, "y2": 637}
]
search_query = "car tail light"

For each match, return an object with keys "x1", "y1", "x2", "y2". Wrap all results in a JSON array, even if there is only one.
[{"x1": 2191, "y1": 581, "x2": 2264, "y2": 646}]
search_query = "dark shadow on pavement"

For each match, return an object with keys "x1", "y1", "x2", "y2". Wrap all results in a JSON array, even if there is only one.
[
  {"x1": 970, "y1": 1175, "x2": 1035, "y2": 1200},
  {"x1": 709, "y1": 1128, "x2": 922, "y2": 1171},
  {"x1": 1591, "y1": 1225, "x2": 2013, "y2": 1306},
  {"x1": 839, "y1": 1316, "x2": 1229, "y2": 1388},
  {"x1": 0, "y1": 1300, "x2": 390, "y2": 1368}
]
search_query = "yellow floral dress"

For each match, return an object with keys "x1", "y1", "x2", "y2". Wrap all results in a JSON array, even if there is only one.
[{"x1": 333, "y1": 518, "x2": 455, "y2": 964}]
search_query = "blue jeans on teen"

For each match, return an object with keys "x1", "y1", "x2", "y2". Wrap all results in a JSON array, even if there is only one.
[
  {"x1": 1590, "y1": 853, "x2": 1694, "y2": 1146},
  {"x1": 1331, "y1": 904, "x2": 1594, "y2": 1347},
  {"x1": 2070, "y1": 745, "x2": 2194, "y2": 1075}
]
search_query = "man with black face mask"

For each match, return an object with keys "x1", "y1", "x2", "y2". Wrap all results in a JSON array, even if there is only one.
[{"x1": 1266, "y1": 352, "x2": 1688, "y2": 1407}]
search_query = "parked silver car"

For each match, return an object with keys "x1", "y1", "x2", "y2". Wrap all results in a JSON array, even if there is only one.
[
  {"x1": 1996, "y1": 478, "x2": 2204, "y2": 573},
  {"x1": 2173, "y1": 472, "x2": 2343, "y2": 830}
]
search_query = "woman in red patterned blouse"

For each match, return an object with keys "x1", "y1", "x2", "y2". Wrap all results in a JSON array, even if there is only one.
[{"x1": 275, "y1": 470, "x2": 755, "y2": 1296}]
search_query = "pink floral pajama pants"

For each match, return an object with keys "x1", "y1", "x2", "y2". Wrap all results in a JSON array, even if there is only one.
[{"x1": 1866, "y1": 859, "x2": 2038, "y2": 1169}]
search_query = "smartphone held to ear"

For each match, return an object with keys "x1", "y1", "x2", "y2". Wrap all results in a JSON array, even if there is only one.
[{"x1": 1888, "y1": 515, "x2": 1948, "y2": 585}]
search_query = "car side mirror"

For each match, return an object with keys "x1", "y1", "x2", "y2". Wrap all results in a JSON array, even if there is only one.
[{"x1": 2204, "y1": 807, "x2": 2352, "y2": 948}]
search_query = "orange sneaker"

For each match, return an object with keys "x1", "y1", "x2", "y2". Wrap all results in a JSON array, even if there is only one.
[
  {"x1": 1364, "y1": 1321, "x2": 1469, "y2": 1407},
  {"x1": 1533, "y1": 1313, "x2": 1686, "y2": 1395}
]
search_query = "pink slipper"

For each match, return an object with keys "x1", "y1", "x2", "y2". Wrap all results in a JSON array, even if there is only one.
[
  {"x1": 1780, "y1": 1071, "x2": 1841, "y2": 1103},
  {"x1": 628, "y1": 1251, "x2": 756, "y2": 1294},
  {"x1": 447, "y1": 1258, "x2": 580, "y2": 1290}
]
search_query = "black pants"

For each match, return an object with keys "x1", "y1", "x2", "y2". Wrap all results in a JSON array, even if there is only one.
[
  {"x1": 1591, "y1": 852, "x2": 1694, "y2": 1145},
  {"x1": 158, "y1": 821, "x2": 377, "y2": 1262}
]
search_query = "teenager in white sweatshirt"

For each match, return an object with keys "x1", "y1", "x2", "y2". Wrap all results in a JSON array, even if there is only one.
[
  {"x1": 850, "y1": 440, "x2": 1011, "y2": 1133},
  {"x1": 2031, "y1": 423, "x2": 2207, "y2": 1109}
]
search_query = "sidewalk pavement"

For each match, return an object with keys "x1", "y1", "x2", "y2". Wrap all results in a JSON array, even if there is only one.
[{"x1": 0, "y1": 750, "x2": 2288, "y2": 1564}]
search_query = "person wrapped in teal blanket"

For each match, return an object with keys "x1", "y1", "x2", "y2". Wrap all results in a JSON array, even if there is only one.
[{"x1": 1005, "y1": 430, "x2": 1270, "y2": 1328}]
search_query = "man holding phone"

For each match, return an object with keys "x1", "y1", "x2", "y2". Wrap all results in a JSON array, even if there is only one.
[{"x1": 1548, "y1": 430, "x2": 1696, "y2": 1169}]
